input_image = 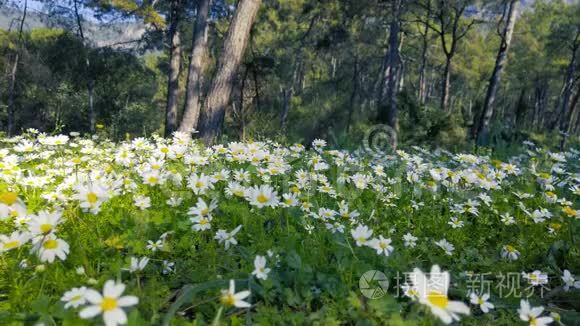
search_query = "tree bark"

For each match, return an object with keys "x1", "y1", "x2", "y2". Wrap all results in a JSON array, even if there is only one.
[
  {"x1": 197, "y1": 0, "x2": 262, "y2": 144},
  {"x1": 441, "y1": 56, "x2": 451, "y2": 112},
  {"x1": 476, "y1": 0, "x2": 518, "y2": 146},
  {"x1": 73, "y1": 0, "x2": 96, "y2": 134},
  {"x1": 165, "y1": 0, "x2": 182, "y2": 137},
  {"x1": 7, "y1": 0, "x2": 27, "y2": 136},
  {"x1": 346, "y1": 56, "x2": 359, "y2": 134},
  {"x1": 179, "y1": 0, "x2": 211, "y2": 134},
  {"x1": 560, "y1": 83, "x2": 580, "y2": 150},
  {"x1": 376, "y1": 0, "x2": 401, "y2": 149},
  {"x1": 418, "y1": 0, "x2": 430, "y2": 105},
  {"x1": 556, "y1": 31, "x2": 579, "y2": 148}
]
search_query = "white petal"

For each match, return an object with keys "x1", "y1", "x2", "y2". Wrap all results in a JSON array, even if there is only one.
[
  {"x1": 104, "y1": 308, "x2": 127, "y2": 326},
  {"x1": 234, "y1": 290, "x2": 250, "y2": 300},
  {"x1": 85, "y1": 289, "x2": 103, "y2": 304},
  {"x1": 234, "y1": 300, "x2": 251, "y2": 308},
  {"x1": 447, "y1": 301, "x2": 470, "y2": 315},
  {"x1": 431, "y1": 307, "x2": 453, "y2": 324},
  {"x1": 104, "y1": 281, "x2": 125, "y2": 298},
  {"x1": 79, "y1": 305, "x2": 102, "y2": 319},
  {"x1": 117, "y1": 295, "x2": 139, "y2": 307}
]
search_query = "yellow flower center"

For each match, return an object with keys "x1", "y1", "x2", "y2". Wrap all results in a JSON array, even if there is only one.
[
  {"x1": 71, "y1": 295, "x2": 82, "y2": 302},
  {"x1": 148, "y1": 177, "x2": 158, "y2": 184},
  {"x1": 87, "y1": 192, "x2": 98, "y2": 204},
  {"x1": 40, "y1": 224, "x2": 53, "y2": 234},
  {"x1": 478, "y1": 298, "x2": 484, "y2": 305},
  {"x1": 43, "y1": 239, "x2": 58, "y2": 249},
  {"x1": 505, "y1": 245, "x2": 515, "y2": 252},
  {"x1": 201, "y1": 208, "x2": 209, "y2": 216},
  {"x1": 0, "y1": 192, "x2": 18, "y2": 205},
  {"x1": 530, "y1": 317, "x2": 538, "y2": 326},
  {"x1": 195, "y1": 181, "x2": 204, "y2": 188},
  {"x1": 221, "y1": 294, "x2": 236, "y2": 306},
  {"x1": 257, "y1": 194, "x2": 269, "y2": 204},
  {"x1": 562, "y1": 206, "x2": 576, "y2": 217},
  {"x1": 3, "y1": 240, "x2": 19, "y2": 250},
  {"x1": 100, "y1": 297, "x2": 118, "y2": 311},
  {"x1": 426, "y1": 291, "x2": 449, "y2": 308}
]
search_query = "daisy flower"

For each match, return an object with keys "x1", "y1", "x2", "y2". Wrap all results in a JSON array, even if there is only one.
[
  {"x1": 517, "y1": 300, "x2": 553, "y2": 326},
  {"x1": 469, "y1": 293, "x2": 494, "y2": 313},
  {"x1": 0, "y1": 231, "x2": 30, "y2": 252},
  {"x1": 187, "y1": 173, "x2": 215, "y2": 195},
  {"x1": 367, "y1": 235, "x2": 394, "y2": 256},
  {"x1": 522, "y1": 270, "x2": 549, "y2": 286},
  {"x1": 251, "y1": 255, "x2": 271, "y2": 280},
  {"x1": 124, "y1": 257, "x2": 149, "y2": 273},
  {"x1": 27, "y1": 210, "x2": 62, "y2": 237},
  {"x1": 214, "y1": 225, "x2": 242, "y2": 250},
  {"x1": 501, "y1": 245, "x2": 520, "y2": 261},
  {"x1": 561, "y1": 270, "x2": 580, "y2": 291},
  {"x1": 220, "y1": 279, "x2": 251, "y2": 308},
  {"x1": 146, "y1": 240, "x2": 164, "y2": 252},
  {"x1": 403, "y1": 233, "x2": 418, "y2": 248},
  {"x1": 133, "y1": 195, "x2": 151, "y2": 210},
  {"x1": 434, "y1": 239, "x2": 455, "y2": 256},
  {"x1": 36, "y1": 234, "x2": 70, "y2": 263},
  {"x1": 351, "y1": 224, "x2": 373, "y2": 247},
  {"x1": 245, "y1": 185, "x2": 279, "y2": 208},
  {"x1": 75, "y1": 183, "x2": 109, "y2": 214},
  {"x1": 409, "y1": 265, "x2": 470, "y2": 324},
  {"x1": 62, "y1": 286, "x2": 88, "y2": 309},
  {"x1": 79, "y1": 280, "x2": 139, "y2": 326}
]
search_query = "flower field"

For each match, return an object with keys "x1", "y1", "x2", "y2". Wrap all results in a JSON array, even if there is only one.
[{"x1": 0, "y1": 131, "x2": 578, "y2": 325}]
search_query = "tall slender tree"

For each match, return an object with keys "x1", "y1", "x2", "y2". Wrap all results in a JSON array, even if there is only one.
[
  {"x1": 164, "y1": 0, "x2": 182, "y2": 136},
  {"x1": 476, "y1": 0, "x2": 519, "y2": 146},
  {"x1": 179, "y1": 0, "x2": 212, "y2": 134},
  {"x1": 7, "y1": 0, "x2": 27, "y2": 136},
  {"x1": 197, "y1": 0, "x2": 262, "y2": 144},
  {"x1": 377, "y1": 0, "x2": 402, "y2": 149},
  {"x1": 427, "y1": 0, "x2": 476, "y2": 111}
]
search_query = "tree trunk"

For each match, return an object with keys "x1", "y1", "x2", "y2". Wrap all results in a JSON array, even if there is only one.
[
  {"x1": 346, "y1": 56, "x2": 359, "y2": 134},
  {"x1": 73, "y1": 0, "x2": 96, "y2": 134},
  {"x1": 280, "y1": 87, "x2": 292, "y2": 129},
  {"x1": 418, "y1": 0, "x2": 430, "y2": 105},
  {"x1": 376, "y1": 0, "x2": 401, "y2": 149},
  {"x1": 7, "y1": 0, "x2": 27, "y2": 136},
  {"x1": 560, "y1": 84, "x2": 580, "y2": 150},
  {"x1": 441, "y1": 56, "x2": 451, "y2": 111},
  {"x1": 179, "y1": 0, "x2": 211, "y2": 134},
  {"x1": 556, "y1": 32, "x2": 579, "y2": 147},
  {"x1": 197, "y1": 0, "x2": 262, "y2": 144},
  {"x1": 164, "y1": 0, "x2": 182, "y2": 137},
  {"x1": 476, "y1": 0, "x2": 518, "y2": 145}
]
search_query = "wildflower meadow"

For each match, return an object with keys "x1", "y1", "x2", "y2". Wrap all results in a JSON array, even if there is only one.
[{"x1": 0, "y1": 130, "x2": 578, "y2": 325}]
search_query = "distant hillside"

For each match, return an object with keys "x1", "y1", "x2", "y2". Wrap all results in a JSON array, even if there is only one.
[{"x1": 0, "y1": 6, "x2": 147, "y2": 49}]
